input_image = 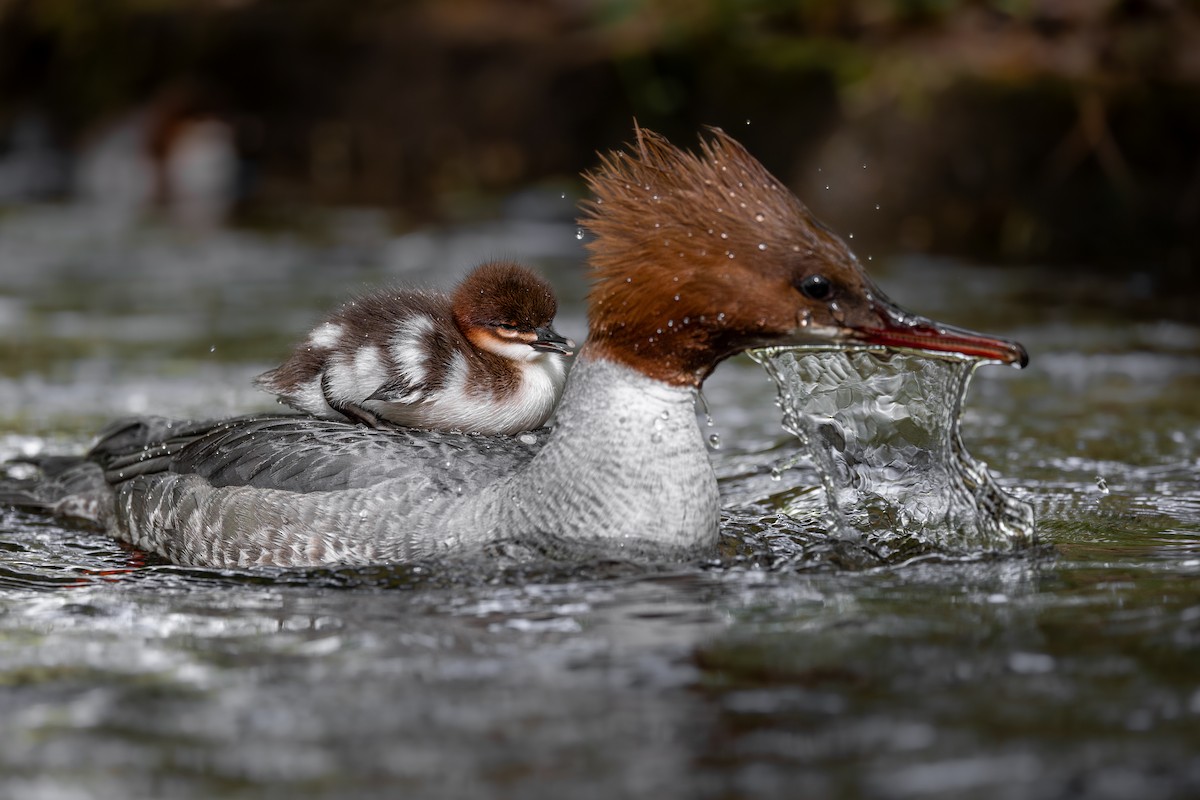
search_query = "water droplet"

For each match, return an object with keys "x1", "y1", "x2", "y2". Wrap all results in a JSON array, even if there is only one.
[
  {"x1": 862, "y1": 163, "x2": 868, "y2": 169},
  {"x1": 720, "y1": 232, "x2": 728, "y2": 239},
  {"x1": 745, "y1": 118, "x2": 751, "y2": 125},
  {"x1": 824, "y1": 185, "x2": 830, "y2": 190},
  {"x1": 674, "y1": 294, "x2": 680, "y2": 301},
  {"x1": 727, "y1": 252, "x2": 735, "y2": 259},
  {"x1": 1096, "y1": 476, "x2": 1109, "y2": 494},
  {"x1": 717, "y1": 312, "x2": 726, "y2": 321},
  {"x1": 561, "y1": 193, "x2": 566, "y2": 199},
  {"x1": 798, "y1": 309, "x2": 812, "y2": 328},
  {"x1": 209, "y1": 345, "x2": 216, "y2": 353},
  {"x1": 848, "y1": 233, "x2": 854, "y2": 239},
  {"x1": 707, "y1": 433, "x2": 722, "y2": 450},
  {"x1": 754, "y1": 212, "x2": 765, "y2": 222},
  {"x1": 874, "y1": 203, "x2": 881, "y2": 210},
  {"x1": 667, "y1": 320, "x2": 674, "y2": 327},
  {"x1": 757, "y1": 243, "x2": 767, "y2": 251},
  {"x1": 770, "y1": 466, "x2": 783, "y2": 481},
  {"x1": 575, "y1": 229, "x2": 584, "y2": 240},
  {"x1": 660, "y1": 410, "x2": 670, "y2": 420}
]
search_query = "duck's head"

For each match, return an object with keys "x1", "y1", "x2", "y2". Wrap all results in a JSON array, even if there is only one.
[
  {"x1": 452, "y1": 260, "x2": 575, "y2": 361},
  {"x1": 580, "y1": 126, "x2": 1027, "y2": 387}
]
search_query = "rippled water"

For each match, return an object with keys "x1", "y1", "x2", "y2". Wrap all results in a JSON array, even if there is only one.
[
  {"x1": 1, "y1": 205, "x2": 1199, "y2": 799},
  {"x1": 750, "y1": 347, "x2": 1035, "y2": 554}
]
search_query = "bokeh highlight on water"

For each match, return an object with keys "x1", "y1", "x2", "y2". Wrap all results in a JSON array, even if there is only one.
[{"x1": 751, "y1": 346, "x2": 1036, "y2": 554}]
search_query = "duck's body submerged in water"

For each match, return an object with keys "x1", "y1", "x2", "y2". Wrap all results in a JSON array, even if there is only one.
[
  {"x1": 256, "y1": 260, "x2": 574, "y2": 434},
  {"x1": 1, "y1": 127, "x2": 1027, "y2": 568}
]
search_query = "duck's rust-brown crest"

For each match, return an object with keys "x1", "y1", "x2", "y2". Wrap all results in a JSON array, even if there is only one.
[{"x1": 579, "y1": 126, "x2": 1027, "y2": 386}]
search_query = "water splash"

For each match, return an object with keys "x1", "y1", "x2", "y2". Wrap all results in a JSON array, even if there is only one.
[{"x1": 749, "y1": 346, "x2": 1036, "y2": 553}]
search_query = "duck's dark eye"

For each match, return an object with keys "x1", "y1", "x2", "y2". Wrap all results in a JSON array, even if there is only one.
[
  {"x1": 497, "y1": 323, "x2": 520, "y2": 332},
  {"x1": 799, "y1": 274, "x2": 834, "y2": 301}
]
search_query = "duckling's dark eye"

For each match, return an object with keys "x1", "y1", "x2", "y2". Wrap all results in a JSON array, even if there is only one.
[
  {"x1": 497, "y1": 323, "x2": 519, "y2": 332},
  {"x1": 798, "y1": 274, "x2": 834, "y2": 301}
]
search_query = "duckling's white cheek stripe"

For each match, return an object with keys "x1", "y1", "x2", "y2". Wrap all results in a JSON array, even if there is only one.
[
  {"x1": 308, "y1": 322, "x2": 344, "y2": 349},
  {"x1": 482, "y1": 338, "x2": 538, "y2": 362}
]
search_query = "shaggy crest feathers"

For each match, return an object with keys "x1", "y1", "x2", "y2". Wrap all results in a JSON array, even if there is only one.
[{"x1": 578, "y1": 125, "x2": 858, "y2": 386}]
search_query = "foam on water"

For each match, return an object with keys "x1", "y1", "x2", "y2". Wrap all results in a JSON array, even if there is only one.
[{"x1": 750, "y1": 346, "x2": 1036, "y2": 553}]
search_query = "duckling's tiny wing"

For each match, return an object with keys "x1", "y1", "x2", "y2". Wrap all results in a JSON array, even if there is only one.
[{"x1": 365, "y1": 378, "x2": 426, "y2": 405}]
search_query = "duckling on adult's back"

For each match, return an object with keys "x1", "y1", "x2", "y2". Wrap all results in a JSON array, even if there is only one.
[
  {"x1": 3, "y1": 126, "x2": 1027, "y2": 568},
  {"x1": 256, "y1": 260, "x2": 574, "y2": 434}
]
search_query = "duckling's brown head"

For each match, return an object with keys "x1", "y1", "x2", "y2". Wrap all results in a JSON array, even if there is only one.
[{"x1": 452, "y1": 261, "x2": 574, "y2": 360}]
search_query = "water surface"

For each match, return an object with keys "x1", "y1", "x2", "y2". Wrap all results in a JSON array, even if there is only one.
[{"x1": 1, "y1": 206, "x2": 1198, "y2": 799}]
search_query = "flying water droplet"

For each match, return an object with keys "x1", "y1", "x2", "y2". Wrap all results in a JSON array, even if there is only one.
[
  {"x1": 708, "y1": 433, "x2": 722, "y2": 450},
  {"x1": 209, "y1": 345, "x2": 216, "y2": 353},
  {"x1": 1096, "y1": 476, "x2": 1109, "y2": 494},
  {"x1": 576, "y1": 229, "x2": 584, "y2": 240}
]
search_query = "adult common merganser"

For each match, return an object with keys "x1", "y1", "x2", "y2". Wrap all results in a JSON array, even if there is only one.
[
  {"x1": 255, "y1": 261, "x2": 574, "y2": 434},
  {"x1": 2, "y1": 126, "x2": 1027, "y2": 568}
]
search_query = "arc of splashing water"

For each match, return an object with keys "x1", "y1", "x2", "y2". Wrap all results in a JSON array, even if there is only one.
[{"x1": 749, "y1": 345, "x2": 1036, "y2": 554}]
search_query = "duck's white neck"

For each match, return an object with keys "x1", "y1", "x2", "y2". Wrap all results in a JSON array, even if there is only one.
[{"x1": 462, "y1": 354, "x2": 721, "y2": 559}]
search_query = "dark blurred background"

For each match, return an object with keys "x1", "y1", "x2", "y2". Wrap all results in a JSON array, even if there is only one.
[{"x1": 1, "y1": 0, "x2": 1197, "y2": 302}]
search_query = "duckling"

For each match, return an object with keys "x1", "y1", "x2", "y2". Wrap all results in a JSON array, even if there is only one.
[{"x1": 256, "y1": 261, "x2": 574, "y2": 434}]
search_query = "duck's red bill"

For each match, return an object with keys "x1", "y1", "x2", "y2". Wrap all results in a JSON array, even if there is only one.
[{"x1": 856, "y1": 299, "x2": 1029, "y2": 367}]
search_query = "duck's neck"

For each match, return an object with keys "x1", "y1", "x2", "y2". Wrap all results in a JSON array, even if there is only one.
[{"x1": 482, "y1": 352, "x2": 721, "y2": 559}]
